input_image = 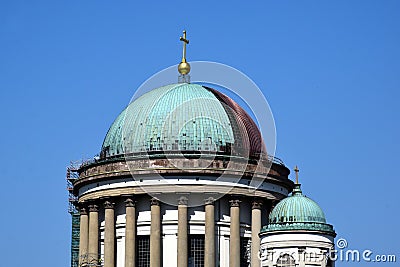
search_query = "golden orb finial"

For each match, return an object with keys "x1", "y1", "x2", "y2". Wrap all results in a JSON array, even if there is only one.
[
  {"x1": 178, "y1": 30, "x2": 191, "y2": 75},
  {"x1": 178, "y1": 61, "x2": 191, "y2": 75}
]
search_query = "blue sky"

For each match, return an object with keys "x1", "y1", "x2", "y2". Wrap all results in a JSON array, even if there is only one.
[{"x1": 0, "y1": 1, "x2": 399, "y2": 266}]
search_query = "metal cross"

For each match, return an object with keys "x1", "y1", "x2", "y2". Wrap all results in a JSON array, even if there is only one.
[
  {"x1": 294, "y1": 165, "x2": 299, "y2": 184},
  {"x1": 179, "y1": 30, "x2": 189, "y2": 62}
]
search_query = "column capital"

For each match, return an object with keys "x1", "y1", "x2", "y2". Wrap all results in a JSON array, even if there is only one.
[
  {"x1": 252, "y1": 199, "x2": 263, "y2": 210},
  {"x1": 88, "y1": 204, "x2": 99, "y2": 212},
  {"x1": 229, "y1": 199, "x2": 241, "y2": 207},
  {"x1": 178, "y1": 196, "x2": 188, "y2": 205},
  {"x1": 79, "y1": 206, "x2": 88, "y2": 215},
  {"x1": 104, "y1": 200, "x2": 115, "y2": 209},
  {"x1": 204, "y1": 197, "x2": 215, "y2": 205},
  {"x1": 298, "y1": 247, "x2": 306, "y2": 254},
  {"x1": 125, "y1": 197, "x2": 136, "y2": 207},
  {"x1": 150, "y1": 197, "x2": 160, "y2": 206}
]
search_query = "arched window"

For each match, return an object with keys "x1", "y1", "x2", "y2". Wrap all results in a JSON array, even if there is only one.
[{"x1": 276, "y1": 254, "x2": 296, "y2": 267}]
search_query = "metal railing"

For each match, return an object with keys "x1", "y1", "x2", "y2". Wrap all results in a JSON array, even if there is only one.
[{"x1": 79, "y1": 150, "x2": 285, "y2": 170}]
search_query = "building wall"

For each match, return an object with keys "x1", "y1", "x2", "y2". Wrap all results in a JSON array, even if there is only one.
[{"x1": 260, "y1": 232, "x2": 335, "y2": 267}]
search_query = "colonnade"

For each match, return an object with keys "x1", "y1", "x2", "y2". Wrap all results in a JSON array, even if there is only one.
[{"x1": 78, "y1": 197, "x2": 265, "y2": 267}]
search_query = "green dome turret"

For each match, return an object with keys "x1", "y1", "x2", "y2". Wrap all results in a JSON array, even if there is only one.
[
  {"x1": 269, "y1": 184, "x2": 326, "y2": 224},
  {"x1": 261, "y1": 184, "x2": 336, "y2": 236}
]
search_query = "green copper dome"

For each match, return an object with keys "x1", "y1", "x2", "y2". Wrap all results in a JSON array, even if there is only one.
[
  {"x1": 261, "y1": 184, "x2": 336, "y2": 236},
  {"x1": 100, "y1": 83, "x2": 265, "y2": 159}
]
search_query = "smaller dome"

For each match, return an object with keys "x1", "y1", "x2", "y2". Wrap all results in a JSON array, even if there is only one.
[
  {"x1": 269, "y1": 184, "x2": 326, "y2": 224},
  {"x1": 262, "y1": 184, "x2": 335, "y2": 236}
]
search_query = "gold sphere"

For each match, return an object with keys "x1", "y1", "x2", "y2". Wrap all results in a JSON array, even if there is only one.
[{"x1": 178, "y1": 62, "x2": 191, "y2": 75}]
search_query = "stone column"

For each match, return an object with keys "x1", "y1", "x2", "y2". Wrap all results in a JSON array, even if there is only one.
[
  {"x1": 104, "y1": 200, "x2": 115, "y2": 267},
  {"x1": 298, "y1": 248, "x2": 306, "y2": 267},
  {"x1": 150, "y1": 198, "x2": 161, "y2": 267},
  {"x1": 229, "y1": 199, "x2": 241, "y2": 267},
  {"x1": 177, "y1": 196, "x2": 188, "y2": 267},
  {"x1": 88, "y1": 204, "x2": 99, "y2": 264},
  {"x1": 251, "y1": 199, "x2": 263, "y2": 267},
  {"x1": 125, "y1": 198, "x2": 136, "y2": 267},
  {"x1": 79, "y1": 206, "x2": 89, "y2": 266},
  {"x1": 204, "y1": 197, "x2": 215, "y2": 267}
]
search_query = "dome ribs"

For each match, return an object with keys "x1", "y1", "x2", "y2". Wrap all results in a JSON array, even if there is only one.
[{"x1": 205, "y1": 86, "x2": 266, "y2": 159}]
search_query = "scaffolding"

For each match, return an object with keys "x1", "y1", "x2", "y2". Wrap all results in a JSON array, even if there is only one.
[
  {"x1": 67, "y1": 160, "x2": 104, "y2": 267},
  {"x1": 67, "y1": 161, "x2": 81, "y2": 267}
]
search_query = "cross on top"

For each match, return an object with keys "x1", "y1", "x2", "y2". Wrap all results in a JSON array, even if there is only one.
[
  {"x1": 179, "y1": 30, "x2": 189, "y2": 63},
  {"x1": 294, "y1": 165, "x2": 299, "y2": 184}
]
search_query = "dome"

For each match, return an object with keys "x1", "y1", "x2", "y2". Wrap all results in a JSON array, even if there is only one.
[
  {"x1": 269, "y1": 185, "x2": 326, "y2": 224},
  {"x1": 262, "y1": 184, "x2": 335, "y2": 235},
  {"x1": 100, "y1": 83, "x2": 265, "y2": 159}
]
